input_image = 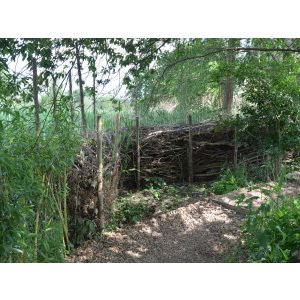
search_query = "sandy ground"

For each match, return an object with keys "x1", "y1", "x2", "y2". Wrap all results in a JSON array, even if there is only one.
[
  {"x1": 211, "y1": 181, "x2": 300, "y2": 214},
  {"x1": 68, "y1": 198, "x2": 243, "y2": 263}
]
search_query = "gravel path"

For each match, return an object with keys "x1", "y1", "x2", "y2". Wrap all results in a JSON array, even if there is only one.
[{"x1": 68, "y1": 199, "x2": 243, "y2": 263}]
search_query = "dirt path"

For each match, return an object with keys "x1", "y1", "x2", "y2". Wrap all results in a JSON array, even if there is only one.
[{"x1": 68, "y1": 199, "x2": 243, "y2": 263}]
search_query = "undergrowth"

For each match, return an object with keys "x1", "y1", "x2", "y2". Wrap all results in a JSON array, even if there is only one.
[
  {"x1": 211, "y1": 165, "x2": 252, "y2": 195},
  {"x1": 105, "y1": 178, "x2": 184, "y2": 231},
  {"x1": 236, "y1": 169, "x2": 300, "y2": 263},
  {"x1": 210, "y1": 161, "x2": 273, "y2": 195}
]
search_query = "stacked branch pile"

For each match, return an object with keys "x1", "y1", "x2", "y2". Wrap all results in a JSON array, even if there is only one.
[
  {"x1": 67, "y1": 131, "x2": 121, "y2": 244},
  {"x1": 127, "y1": 121, "x2": 261, "y2": 185}
]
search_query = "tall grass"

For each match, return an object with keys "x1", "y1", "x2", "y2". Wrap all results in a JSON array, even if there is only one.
[{"x1": 80, "y1": 100, "x2": 220, "y2": 132}]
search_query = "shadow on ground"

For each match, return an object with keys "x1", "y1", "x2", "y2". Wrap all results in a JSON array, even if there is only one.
[{"x1": 68, "y1": 199, "x2": 244, "y2": 263}]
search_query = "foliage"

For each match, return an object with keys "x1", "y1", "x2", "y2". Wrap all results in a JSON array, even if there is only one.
[
  {"x1": 144, "y1": 178, "x2": 182, "y2": 210},
  {"x1": 2, "y1": 38, "x2": 300, "y2": 262},
  {"x1": 0, "y1": 104, "x2": 80, "y2": 262},
  {"x1": 106, "y1": 179, "x2": 182, "y2": 231},
  {"x1": 105, "y1": 196, "x2": 148, "y2": 231},
  {"x1": 240, "y1": 176, "x2": 300, "y2": 262},
  {"x1": 211, "y1": 165, "x2": 250, "y2": 195},
  {"x1": 74, "y1": 217, "x2": 97, "y2": 246}
]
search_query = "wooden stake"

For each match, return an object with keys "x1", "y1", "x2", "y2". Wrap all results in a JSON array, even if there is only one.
[
  {"x1": 233, "y1": 125, "x2": 238, "y2": 169},
  {"x1": 97, "y1": 116, "x2": 104, "y2": 231},
  {"x1": 32, "y1": 57, "x2": 40, "y2": 136},
  {"x1": 136, "y1": 116, "x2": 141, "y2": 190},
  {"x1": 188, "y1": 114, "x2": 193, "y2": 183}
]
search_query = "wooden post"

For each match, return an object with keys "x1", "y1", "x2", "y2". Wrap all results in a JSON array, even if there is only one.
[
  {"x1": 32, "y1": 57, "x2": 40, "y2": 136},
  {"x1": 233, "y1": 125, "x2": 238, "y2": 169},
  {"x1": 188, "y1": 114, "x2": 193, "y2": 183},
  {"x1": 136, "y1": 116, "x2": 141, "y2": 190},
  {"x1": 97, "y1": 116, "x2": 104, "y2": 232}
]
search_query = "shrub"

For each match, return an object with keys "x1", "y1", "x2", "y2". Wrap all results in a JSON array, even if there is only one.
[
  {"x1": 106, "y1": 196, "x2": 148, "y2": 231},
  {"x1": 211, "y1": 165, "x2": 249, "y2": 195},
  {"x1": 241, "y1": 196, "x2": 300, "y2": 262}
]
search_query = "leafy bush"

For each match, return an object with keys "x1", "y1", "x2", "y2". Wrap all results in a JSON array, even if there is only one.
[
  {"x1": 106, "y1": 196, "x2": 148, "y2": 231},
  {"x1": 144, "y1": 178, "x2": 182, "y2": 210},
  {"x1": 105, "y1": 179, "x2": 183, "y2": 231},
  {"x1": 241, "y1": 196, "x2": 300, "y2": 262},
  {"x1": 211, "y1": 165, "x2": 249, "y2": 195},
  {"x1": 240, "y1": 170, "x2": 300, "y2": 263}
]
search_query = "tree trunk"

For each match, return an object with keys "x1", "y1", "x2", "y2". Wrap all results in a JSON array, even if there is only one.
[
  {"x1": 97, "y1": 116, "x2": 104, "y2": 231},
  {"x1": 188, "y1": 114, "x2": 193, "y2": 183},
  {"x1": 52, "y1": 74, "x2": 58, "y2": 127},
  {"x1": 68, "y1": 70, "x2": 75, "y2": 125},
  {"x1": 32, "y1": 57, "x2": 40, "y2": 135},
  {"x1": 75, "y1": 43, "x2": 87, "y2": 135},
  {"x1": 223, "y1": 39, "x2": 237, "y2": 115},
  {"x1": 136, "y1": 116, "x2": 141, "y2": 190},
  {"x1": 93, "y1": 75, "x2": 96, "y2": 131},
  {"x1": 223, "y1": 77, "x2": 233, "y2": 114}
]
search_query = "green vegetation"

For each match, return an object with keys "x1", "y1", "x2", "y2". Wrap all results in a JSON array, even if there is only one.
[
  {"x1": 0, "y1": 105, "x2": 80, "y2": 262},
  {"x1": 1, "y1": 38, "x2": 300, "y2": 263},
  {"x1": 211, "y1": 165, "x2": 250, "y2": 195},
  {"x1": 238, "y1": 171, "x2": 300, "y2": 263},
  {"x1": 106, "y1": 178, "x2": 184, "y2": 231}
]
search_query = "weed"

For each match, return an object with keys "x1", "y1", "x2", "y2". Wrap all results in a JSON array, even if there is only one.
[
  {"x1": 105, "y1": 195, "x2": 148, "y2": 231},
  {"x1": 211, "y1": 165, "x2": 250, "y2": 195},
  {"x1": 238, "y1": 168, "x2": 300, "y2": 262}
]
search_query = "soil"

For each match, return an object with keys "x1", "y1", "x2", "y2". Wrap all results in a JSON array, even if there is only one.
[
  {"x1": 68, "y1": 197, "x2": 243, "y2": 263},
  {"x1": 67, "y1": 174, "x2": 300, "y2": 263}
]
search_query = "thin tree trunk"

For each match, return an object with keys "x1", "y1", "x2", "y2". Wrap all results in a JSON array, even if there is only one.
[
  {"x1": 188, "y1": 114, "x2": 193, "y2": 183},
  {"x1": 75, "y1": 43, "x2": 87, "y2": 135},
  {"x1": 52, "y1": 74, "x2": 58, "y2": 127},
  {"x1": 97, "y1": 116, "x2": 104, "y2": 231},
  {"x1": 110, "y1": 113, "x2": 121, "y2": 201},
  {"x1": 136, "y1": 116, "x2": 141, "y2": 190},
  {"x1": 93, "y1": 75, "x2": 96, "y2": 131},
  {"x1": 68, "y1": 70, "x2": 75, "y2": 125},
  {"x1": 32, "y1": 57, "x2": 40, "y2": 135}
]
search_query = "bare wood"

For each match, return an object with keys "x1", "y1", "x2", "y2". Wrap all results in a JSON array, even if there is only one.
[
  {"x1": 136, "y1": 116, "x2": 141, "y2": 190},
  {"x1": 75, "y1": 43, "x2": 87, "y2": 136},
  {"x1": 32, "y1": 57, "x2": 40, "y2": 135},
  {"x1": 97, "y1": 116, "x2": 104, "y2": 231},
  {"x1": 68, "y1": 70, "x2": 75, "y2": 125},
  {"x1": 188, "y1": 114, "x2": 193, "y2": 183}
]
